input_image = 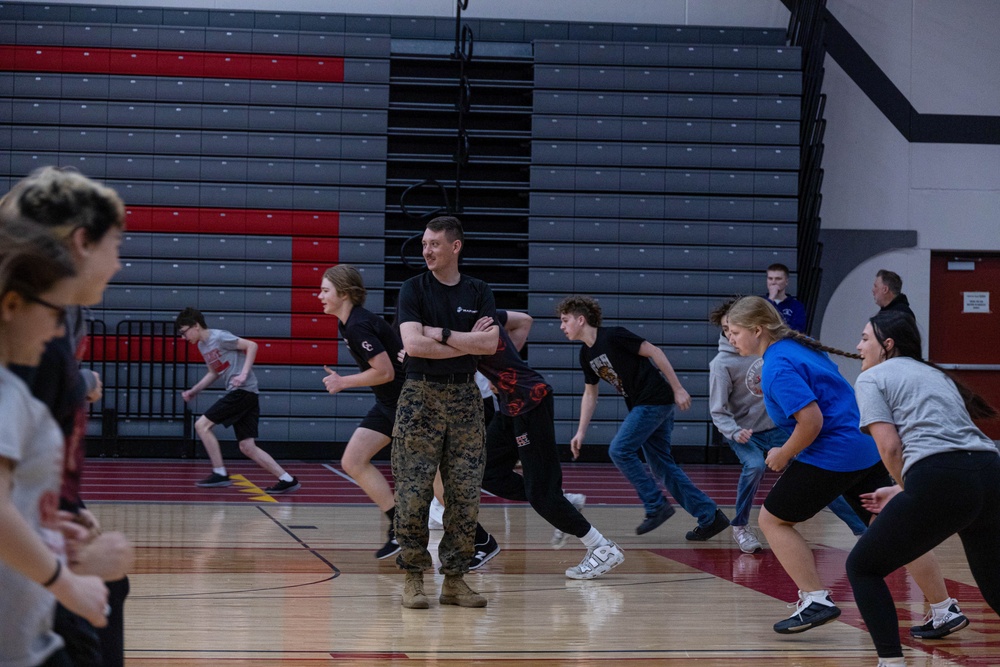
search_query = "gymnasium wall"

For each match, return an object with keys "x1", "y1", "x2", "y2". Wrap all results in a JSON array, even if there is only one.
[{"x1": 816, "y1": 0, "x2": 1000, "y2": 381}]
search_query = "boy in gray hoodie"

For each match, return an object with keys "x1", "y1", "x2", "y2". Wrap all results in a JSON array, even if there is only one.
[{"x1": 708, "y1": 300, "x2": 867, "y2": 553}]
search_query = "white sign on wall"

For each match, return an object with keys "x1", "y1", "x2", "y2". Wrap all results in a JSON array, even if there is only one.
[{"x1": 963, "y1": 291, "x2": 990, "y2": 313}]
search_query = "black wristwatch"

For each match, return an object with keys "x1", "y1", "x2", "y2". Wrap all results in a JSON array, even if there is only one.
[{"x1": 440, "y1": 328, "x2": 452, "y2": 345}]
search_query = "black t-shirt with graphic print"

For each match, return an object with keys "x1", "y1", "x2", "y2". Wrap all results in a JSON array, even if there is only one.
[
  {"x1": 580, "y1": 326, "x2": 674, "y2": 410},
  {"x1": 477, "y1": 310, "x2": 551, "y2": 417},
  {"x1": 396, "y1": 271, "x2": 497, "y2": 375},
  {"x1": 339, "y1": 305, "x2": 404, "y2": 407}
]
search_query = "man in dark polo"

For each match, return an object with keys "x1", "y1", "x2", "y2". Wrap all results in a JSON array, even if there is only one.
[{"x1": 393, "y1": 215, "x2": 499, "y2": 609}]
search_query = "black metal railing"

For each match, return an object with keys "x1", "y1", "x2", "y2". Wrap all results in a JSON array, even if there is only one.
[
  {"x1": 87, "y1": 320, "x2": 196, "y2": 453},
  {"x1": 786, "y1": 0, "x2": 828, "y2": 333}
]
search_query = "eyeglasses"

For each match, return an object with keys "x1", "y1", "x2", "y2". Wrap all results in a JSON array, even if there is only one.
[
  {"x1": 177, "y1": 326, "x2": 191, "y2": 338},
  {"x1": 23, "y1": 293, "x2": 67, "y2": 327}
]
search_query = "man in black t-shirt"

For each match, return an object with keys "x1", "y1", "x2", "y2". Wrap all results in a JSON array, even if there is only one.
[
  {"x1": 557, "y1": 295, "x2": 730, "y2": 540},
  {"x1": 393, "y1": 216, "x2": 499, "y2": 609}
]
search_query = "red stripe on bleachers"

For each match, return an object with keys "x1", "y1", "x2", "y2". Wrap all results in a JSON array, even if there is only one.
[
  {"x1": 125, "y1": 207, "x2": 340, "y2": 237},
  {"x1": 88, "y1": 335, "x2": 338, "y2": 365},
  {"x1": 0, "y1": 45, "x2": 344, "y2": 83},
  {"x1": 290, "y1": 239, "x2": 338, "y2": 337}
]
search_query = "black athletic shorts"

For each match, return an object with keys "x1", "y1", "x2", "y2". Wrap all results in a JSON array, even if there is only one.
[
  {"x1": 203, "y1": 389, "x2": 259, "y2": 442},
  {"x1": 763, "y1": 459, "x2": 892, "y2": 524},
  {"x1": 359, "y1": 400, "x2": 396, "y2": 438}
]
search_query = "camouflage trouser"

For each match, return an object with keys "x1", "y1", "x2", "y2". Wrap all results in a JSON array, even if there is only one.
[{"x1": 391, "y1": 379, "x2": 485, "y2": 575}]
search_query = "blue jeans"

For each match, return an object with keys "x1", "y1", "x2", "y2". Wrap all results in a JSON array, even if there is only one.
[
  {"x1": 609, "y1": 404, "x2": 718, "y2": 526},
  {"x1": 726, "y1": 427, "x2": 868, "y2": 535}
]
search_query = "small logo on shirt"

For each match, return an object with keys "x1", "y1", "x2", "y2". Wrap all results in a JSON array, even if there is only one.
[
  {"x1": 456, "y1": 306, "x2": 478, "y2": 314},
  {"x1": 362, "y1": 341, "x2": 374, "y2": 352},
  {"x1": 746, "y1": 358, "x2": 764, "y2": 397},
  {"x1": 516, "y1": 433, "x2": 531, "y2": 447}
]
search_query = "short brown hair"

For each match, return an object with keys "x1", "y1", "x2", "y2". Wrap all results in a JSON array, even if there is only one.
[
  {"x1": 556, "y1": 295, "x2": 602, "y2": 327},
  {"x1": 708, "y1": 297, "x2": 740, "y2": 327},
  {"x1": 176, "y1": 307, "x2": 207, "y2": 330},
  {"x1": 426, "y1": 215, "x2": 464, "y2": 245},
  {"x1": 323, "y1": 265, "x2": 366, "y2": 307},
  {"x1": 876, "y1": 269, "x2": 902, "y2": 295},
  {"x1": 766, "y1": 263, "x2": 790, "y2": 276}
]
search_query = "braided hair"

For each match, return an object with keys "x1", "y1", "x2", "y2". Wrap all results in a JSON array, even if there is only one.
[{"x1": 727, "y1": 296, "x2": 860, "y2": 359}]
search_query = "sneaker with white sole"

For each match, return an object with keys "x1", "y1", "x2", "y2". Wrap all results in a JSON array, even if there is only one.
[
  {"x1": 773, "y1": 590, "x2": 841, "y2": 634},
  {"x1": 910, "y1": 599, "x2": 969, "y2": 639},
  {"x1": 375, "y1": 525, "x2": 401, "y2": 560},
  {"x1": 732, "y1": 525, "x2": 763, "y2": 554},
  {"x1": 565, "y1": 541, "x2": 624, "y2": 580},
  {"x1": 196, "y1": 472, "x2": 232, "y2": 488},
  {"x1": 551, "y1": 492, "x2": 587, "y2": 549},
  {"x1": 265, "y1": 477, "x2": 301, "y2": 494},
  {"x1": 428, "y1": 497, "x2": 445, "y2": 530},
  {"x1": 468, "y1": 533, "x2": 501, "y2": 570}
]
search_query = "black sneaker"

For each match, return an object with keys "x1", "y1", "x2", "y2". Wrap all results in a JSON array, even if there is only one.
[
  {"x1": 375, "y1": 527, "x2": 401, "y2": 560},
  {"x1": 266, "y1": 477, "x2": 301, "y2": 494},
  {"x1": 910, "y1": 601, "x2": 969, "y2": 639},
  {"x1": 468, "y1": 533, "x2": 501, "y2": 570},
  {"x1": 196, "y1": 472, "x2": 232, "y2": 488},
  {"x1": 686, "y1": 509, "x2": 730, "y2": 541},
  {"x1": 774, "y1": 591, "x2": 842, "y2": 634},
  {"x1": 636, "y1": 502, "x2": 676, "y2": 535}
]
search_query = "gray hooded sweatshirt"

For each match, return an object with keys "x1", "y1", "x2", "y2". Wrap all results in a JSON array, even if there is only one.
[{"x1": 708, "y1": 333, "x2": 776, "y2": 441}]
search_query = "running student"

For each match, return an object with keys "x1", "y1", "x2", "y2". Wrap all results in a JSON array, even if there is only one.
[
  {"x1": 725, "y1": 296, "x2": 966, "y2": 636},
  {"x1": 557, "y1": 295, "x2": 729, "y2": 540},
  {"x1": 708, "y1": 299, "x2": 866, "y2": 554},
  {"x1": 319, "y1": 265, "x2": 404, "y2": 559},
  {"x1": 847, "y1": 311, "x2": 998, "y2": 666},
  {"x1": 176, "y1": 308, "x2": 300, "y2": 494},
  {"x1": 468, "y1": 309, "x2": 624, "y2": 579}
]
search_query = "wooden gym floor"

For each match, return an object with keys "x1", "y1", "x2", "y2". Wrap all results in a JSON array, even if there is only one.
[{"x1": 82, "y1": 459, "x2": 999, "y2": 666}]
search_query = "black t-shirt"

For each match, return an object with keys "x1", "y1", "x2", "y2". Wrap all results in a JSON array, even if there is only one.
[
  {"x1": 396, "y1": 271, "x2": 497, "y2": 375},
  {"x1": 339, "y1": 306, "x2": 404, "y2": 407},
  {"x1": 580, "y1": 326, "x2": 674, "y2": 410},
  {"x1": 477, "y1": 310, "x2": 550, "y2": 417}
]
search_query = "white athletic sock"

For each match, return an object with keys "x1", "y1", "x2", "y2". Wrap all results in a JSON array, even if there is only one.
[
  {"x1": 214, "y1": 467, "x2": 228, "y2": 476},
  {"x1": 930, "y1": 597, "x2": 955, "y2": 612},
  {"x1": 581, "y1": 526, "x2": 606, "y2": 548},
  {"x1": 805, "y1": 589, "x2": 832, "y2": 603},
  {"x1": 279, "y1": 473, "x2": 293, "y2": 482}
]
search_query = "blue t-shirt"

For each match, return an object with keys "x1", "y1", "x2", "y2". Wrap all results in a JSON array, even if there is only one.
[{"x1": 761, "y1": 338, "x2": 880, "y2": 472}]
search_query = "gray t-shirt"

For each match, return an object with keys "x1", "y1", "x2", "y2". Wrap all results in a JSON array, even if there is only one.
[
  {"x1": 0, "y1": 365, "x2": 66, "y2": 667},
  {"x1": 197, "y1": 329, "x2": 258, "y2": 394},
  {"x1": 855, "y1": 357, "x2": 998, "y2": 479}
]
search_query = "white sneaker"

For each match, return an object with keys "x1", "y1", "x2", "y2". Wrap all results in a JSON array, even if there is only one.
[
  {"x1": 551, "y1": 492, "x2": 587, "y2": 549},
  {"x1": 732, "y1": 525, "x2": 763, "y2": 554},
  {"x1": 428, "y1": 497, "x2": 444, "y2": 530},
  {"x1": 565, "y1": 541, "x2": 624, "y2": 580},
  {"x1": 876, "y1": 659, "x2": 906, "y2": 667}
]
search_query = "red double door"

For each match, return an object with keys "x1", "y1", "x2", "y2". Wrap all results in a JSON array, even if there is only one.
[{"x1": 929, "y1": 252, "x2": 1000, "y2": 439}]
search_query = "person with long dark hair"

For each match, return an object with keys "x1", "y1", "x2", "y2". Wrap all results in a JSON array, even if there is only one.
[
  {"x1": 725, "y1": 296, "x2": 964, "y2": 636},
  {"x1": 848, "y1": 310, "x2": 1000, "y2": 667}
]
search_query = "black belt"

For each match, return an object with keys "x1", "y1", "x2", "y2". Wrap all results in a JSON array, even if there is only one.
[{"x1": 406, "y1": 372, "x2": 475, "y2": 385}]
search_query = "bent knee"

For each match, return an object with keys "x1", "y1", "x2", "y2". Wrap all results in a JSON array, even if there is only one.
[
  {"x1": 195, "y1": 416, "x2": 214, "y2": 433},
  {"x1": 238, "y1": 439, "x2": 258, "y2": 456}
]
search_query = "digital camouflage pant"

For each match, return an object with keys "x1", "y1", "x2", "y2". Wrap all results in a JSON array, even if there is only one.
[{"x1": 392, "y1": 379, "x2": 486, "y2": 575}]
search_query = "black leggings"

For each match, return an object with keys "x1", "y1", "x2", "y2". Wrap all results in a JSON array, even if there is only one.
[
  {"x1": 845, "y1": 450, "x2": 1000, "y2": 658},
  {"x1": 480, "y1": 394, "x2": 591, "y2": 538}
]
